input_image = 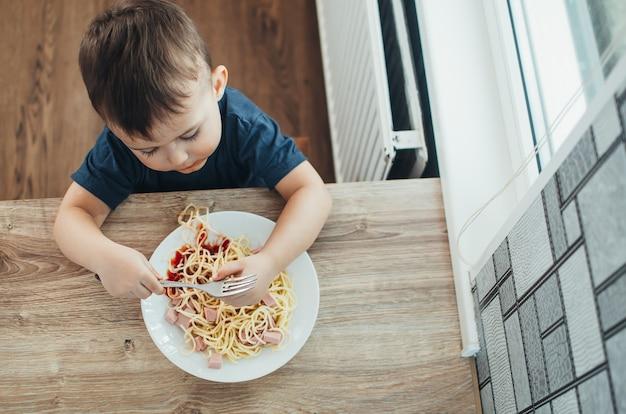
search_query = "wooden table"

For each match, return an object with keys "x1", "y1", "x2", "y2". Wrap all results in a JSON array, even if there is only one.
[{"x1": 0, "y1": 179, "x2": 476, "y2": 413}]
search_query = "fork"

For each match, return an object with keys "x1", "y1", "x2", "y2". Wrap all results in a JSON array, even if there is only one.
[{"x1": 160, "y1": 274, "x2": 257, "y2": 298}]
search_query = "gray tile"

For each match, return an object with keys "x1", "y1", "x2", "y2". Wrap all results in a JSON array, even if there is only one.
[
  {"x1": 494, "y1": 239, "x2": 511, "y2": 280},
  {"x1": 578, "y1": 371, "x2": 615, "y2": 414},
  {"x1": 504, "y1": 312, "x2": 532, "y2": 411},
  {"x1": 474, "y1": 289, "x2": 490, "y2": 384},
  {"x1": 536, "y1": 403, "x2": 553, "y2": 414},
  {"x1": 510, "y1": 197, "x2": 554, "y2": 298},
  {"x1": 543, "y1": 325, "x2": 574, "y2": 392},
  {"x1": 481, "y1": 297, "x2": 516, "y2": 413},
  {"x1": 578, "y1": 146, "x2": 626, "y2": 286},
  {"x1": 562, "y1": 201, "x2": 581, "y2": 245},
  {"x1": 480, "y1": 382, "x2": 495, "y2": 414},
  {"x1": 598, "y1": 273, "x2": 626, "y2": 331},
  {"x1": 544, "y1": 177, "x2": 568, "y2": 258},
  {"x1": 519, "y1": 297, "x2": 549, "y2": 402},
  {"x1": 621, "y1": 95, "x2": 626, "y2": 140},
  {"x1": 593, "y1": 99, "x2": 622, "y2": 156},
  {"x1": 499, "y1": 275, "x2": 516, "y2": 315},
  {"x1": 559, "y1": 246, "x2": 606, "y2": 376},
  {"x1": 477, "y1": 258, "x2": 496, "y2": 302},
  {"x1": 476, "y1": 342, "x2": 490, "y2": 385},
  {"x1": 535, "y1": 274, "x2": 563, "y2": 333},
  {"x1": 558, "y1": 130, "x2": 598, "y2": 200},
  {"x1": 552, "y1": 389, "x2": 580, "y2": 414},
  {"x1": 607, "y1": 327, "x2": 626, "y2": 414}
]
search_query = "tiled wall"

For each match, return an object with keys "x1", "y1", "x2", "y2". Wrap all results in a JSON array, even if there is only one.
[{"x1": 473, "y1": 90, "x2": 626, "y2": 414}]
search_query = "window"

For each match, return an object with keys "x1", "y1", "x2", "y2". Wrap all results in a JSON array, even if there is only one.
[{"x1": 507, "y1": 0, "x2": 626, "y2": 170}]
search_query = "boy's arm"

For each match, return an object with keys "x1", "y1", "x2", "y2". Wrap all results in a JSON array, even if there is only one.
[
  {"x1": 54, "y1": 183, "x2": 164, "y2": 299},
  {"x1": 215, "y1": 161, "x2": 332, "y2": 306},
  {"x1": 263, "y1": 161, "x2": 332, "y2": 270}
]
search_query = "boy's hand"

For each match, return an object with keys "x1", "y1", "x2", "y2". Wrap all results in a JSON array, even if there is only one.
[
  {"x1": 96, "y1": 243, "x2": 165, "y2": 299},
  {"x1": 213, "y1": 252, "x2": 279, "y2": 308}
]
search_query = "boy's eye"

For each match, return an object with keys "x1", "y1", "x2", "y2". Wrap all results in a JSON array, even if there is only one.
[
  {"x1": 141, "y1": 148, "x2": 158, "y2": 157},
  {"x1": 181, "y1": 129, "x2": 200, "y2": 141}
]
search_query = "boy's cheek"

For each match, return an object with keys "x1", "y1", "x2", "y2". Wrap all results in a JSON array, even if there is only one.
[
  {"x1": 137, "y1": 157, "x2": 172, "y2": 172},
  {"x1": 194, "y1": 133, "x2": 221, "y2": 158}
]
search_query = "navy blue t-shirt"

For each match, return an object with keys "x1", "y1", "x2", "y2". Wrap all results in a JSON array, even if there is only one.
[{"x1": 72, "y1": 88, "x2": 306, "y2": 210}]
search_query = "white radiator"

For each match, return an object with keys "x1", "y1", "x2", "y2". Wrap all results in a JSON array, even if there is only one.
[{"x1": 316, "y1": 0, "x2": 427, "y2": 182}]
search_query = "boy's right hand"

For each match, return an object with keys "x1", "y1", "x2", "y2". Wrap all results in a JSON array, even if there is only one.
[{"x1": 96, "y1": 243, "x2": 165, "y2": 299}]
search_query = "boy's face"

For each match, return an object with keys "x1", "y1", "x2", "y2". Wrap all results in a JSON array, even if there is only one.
[{"x1": 110, "y1": 64, "x2": 228, "y2": 174}]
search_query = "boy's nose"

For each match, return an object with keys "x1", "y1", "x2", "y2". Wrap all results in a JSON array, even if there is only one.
[{"x1": 169, "y1": 149, "x2": 188, "y2": 166}]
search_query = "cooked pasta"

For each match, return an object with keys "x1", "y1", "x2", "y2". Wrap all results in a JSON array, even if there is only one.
[{"x1": 163, "y1": 204, "x2": 295, "y2": 369}]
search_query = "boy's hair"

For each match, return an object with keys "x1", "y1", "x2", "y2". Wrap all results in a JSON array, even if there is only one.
[{"x1": 79, "y1": 0, "x2": 212, "y2": 139}]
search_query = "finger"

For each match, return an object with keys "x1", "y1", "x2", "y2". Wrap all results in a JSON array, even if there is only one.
[
  {"x1": 227, "y1": 273, "x2": 258, "y2": 283},
  {"x1": 143, "y1": 258, "x2": 164, "y2": 280},
  {"x1": 223, "y1": 278, "x2": 257, "y2": 293},
  {"x1": 142, "y1": 264, "x2": 165, "y2": 295},
  {"x1": 251, "y1": 245, "x2": 264, "y2": 254},
  {"x1": 223, "y1": 296, "x2": 247, "y2": 308},
  {"x1": 223, "y1": 290, "x2": 260, "y2": 308},
  {"x1": 133, "y1": 284, "x2": 152, "y2": 300},
  {"x1": 142, "y1": 274, "x2": 165, "y2": 295},
  {"x1": 214, "y1": 260, "x2": 245, "y2": 281}
]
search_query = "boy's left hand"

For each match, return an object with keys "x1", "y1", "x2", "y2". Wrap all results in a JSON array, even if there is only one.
[{"x1": 213, "y1": 252, "x2": 279, "y2": 307}]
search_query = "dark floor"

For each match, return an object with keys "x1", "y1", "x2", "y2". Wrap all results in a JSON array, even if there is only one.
[{"x1": 0, "y1": 0, "x2": 334, "y2": 201}]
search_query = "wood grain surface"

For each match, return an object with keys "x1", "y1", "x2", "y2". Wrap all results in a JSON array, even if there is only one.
[
  {"x1": 0, "y1": 0, "x2": 334, "y2": 201},
  {"x1": 0, "y1": 179, "x2": 476, "y2": 413}
]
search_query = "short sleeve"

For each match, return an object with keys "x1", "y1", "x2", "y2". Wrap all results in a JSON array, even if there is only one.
[
  {"x1": 71, "y1": 129, "x2": 140, "y2": 210},
  {"x1": 239, "y1": 113, "x2": 307, "y2": 188}
]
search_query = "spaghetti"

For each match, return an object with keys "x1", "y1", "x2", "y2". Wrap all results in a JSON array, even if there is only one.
[{"x1": 163, "y1": 205, "x2": 295, "y2": 369}]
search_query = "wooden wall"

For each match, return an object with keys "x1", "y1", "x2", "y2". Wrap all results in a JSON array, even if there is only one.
[{"x1": 0, "y1": 0, "x2": 334, "y2": 201}]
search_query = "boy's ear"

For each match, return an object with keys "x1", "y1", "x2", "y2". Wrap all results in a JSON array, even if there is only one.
[{"x1": 211, "y1": 65, "x2": 228, "y2": 100}]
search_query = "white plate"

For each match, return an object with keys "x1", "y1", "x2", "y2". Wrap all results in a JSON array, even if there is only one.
[{"x1": 141, "y1": 211, "x2": 320, "y2": 382}]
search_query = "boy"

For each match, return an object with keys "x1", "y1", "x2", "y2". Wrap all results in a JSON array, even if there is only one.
[{"x1": 54, "y1": 0, "x2": 332, "y2": 307}]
